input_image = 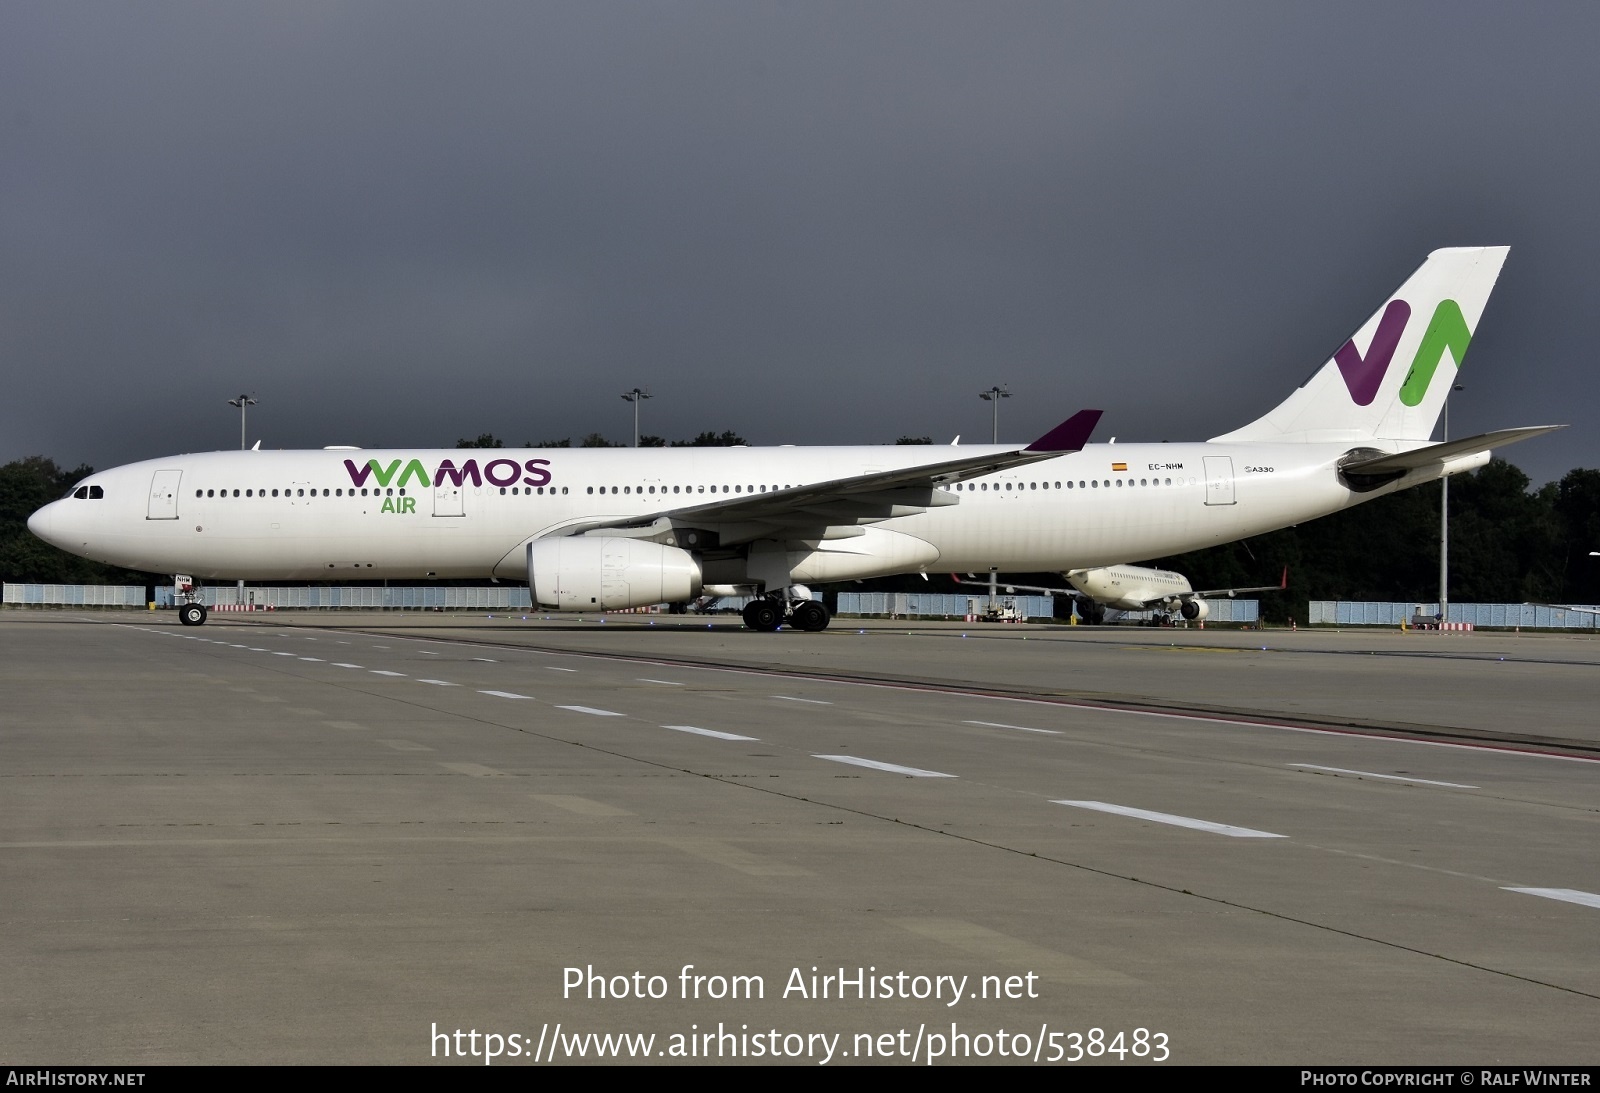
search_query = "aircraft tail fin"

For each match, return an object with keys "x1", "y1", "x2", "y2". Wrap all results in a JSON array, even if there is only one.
[{"x1": 1212, "y1": 247, "x2": 1509, "y2": 444}]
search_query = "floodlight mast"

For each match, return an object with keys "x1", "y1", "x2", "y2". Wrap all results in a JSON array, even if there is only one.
[
  {"x1": 979, "y1": 385, "x2": 1010, "y2": 444},
  {"x1": 227, "y1": 394, "x2": 257, "y2": 450},
  {"x1": 621, "y1": 388, "x2": 652, "y2": 447}
]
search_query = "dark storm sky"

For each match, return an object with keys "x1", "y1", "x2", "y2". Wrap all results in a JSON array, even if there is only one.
[{"x1": 3, "y1": 2, "x2": 1596, "y2": 484}]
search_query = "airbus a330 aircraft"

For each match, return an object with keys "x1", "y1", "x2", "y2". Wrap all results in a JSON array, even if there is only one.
[{"x1": 28, "y1": 246, "x2": 1560, "y2": 632}]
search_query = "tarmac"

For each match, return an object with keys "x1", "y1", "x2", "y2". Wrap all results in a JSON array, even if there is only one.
[{"x1": 3, "y1": 609, "x2": 1597, "y2": 1065}]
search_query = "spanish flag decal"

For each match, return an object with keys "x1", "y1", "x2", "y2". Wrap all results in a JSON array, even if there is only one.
[{"x1": 1111, "y1": 462, "x2": 1127, "y2": 472}]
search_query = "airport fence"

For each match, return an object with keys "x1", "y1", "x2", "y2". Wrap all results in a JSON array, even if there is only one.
[
  {"x1": 1309, "y1": 601, "x2": 1600, "y2": 629},
  {"x1": 19, "y1": 585, "x2": 1589, "y2": 629},
  {"x1": 3, "y1": 583, "x2": 149, "y2": 607},
  {"x1": 833, "y1": 592, "x2": 1259, "y2": 622},
  {"x1": 2, "y1": 583, "x2": 541, "y2": 610},
  {"x1": 213, "y1": 586, "x2": 537, "y2": 610},
  {"x1": 836, "y1": 592, "x2": 1055, "y2": 619}
]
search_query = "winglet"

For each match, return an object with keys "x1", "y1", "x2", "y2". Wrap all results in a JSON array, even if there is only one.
[{"x1": 1025, "y1": 409, "x2": 1102, "y2": 453}]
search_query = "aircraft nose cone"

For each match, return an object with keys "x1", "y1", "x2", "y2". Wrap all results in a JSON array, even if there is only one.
[{"x1": 28, "y1": 502, "x2": 59, "y2": 546}]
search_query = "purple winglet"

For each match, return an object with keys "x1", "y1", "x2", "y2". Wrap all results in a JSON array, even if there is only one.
[{"x1": 1024, "y1": 409, "x2": 1102, "y2": 453}]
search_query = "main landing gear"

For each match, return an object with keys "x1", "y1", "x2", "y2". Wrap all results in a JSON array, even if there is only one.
[{"x1": 742, "y1": 595, "x2": 831, "y2": 633}]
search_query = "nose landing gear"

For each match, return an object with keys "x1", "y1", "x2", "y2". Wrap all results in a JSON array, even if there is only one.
[{"x1": 174, "y1": 574, "x2": 208, "y2": 626}]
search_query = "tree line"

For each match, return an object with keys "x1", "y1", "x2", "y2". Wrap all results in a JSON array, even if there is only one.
[
  {"x1": 4, "y1": 450, "x2": 1596, "y2": 621},
  {"x1": 456, "y1": 431, "x2": 747, "y2": 449}
]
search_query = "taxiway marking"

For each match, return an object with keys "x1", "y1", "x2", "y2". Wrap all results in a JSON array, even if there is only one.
[
  {"x1": 1053, "y1": 800, "x2": 1287, "y2": 838},
  {"x1": 814, "y1": 755, "x2": 955, "y2": 778}
]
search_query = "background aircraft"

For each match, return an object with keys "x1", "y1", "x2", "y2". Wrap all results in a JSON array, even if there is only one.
[{"x1": 954, "y1": 566, "x2": 1287, "y2": 625}]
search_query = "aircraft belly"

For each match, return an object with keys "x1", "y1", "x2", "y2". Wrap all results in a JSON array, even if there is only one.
[{"x1": 91, "y1": 504, "x2": 513, "y2": 580}]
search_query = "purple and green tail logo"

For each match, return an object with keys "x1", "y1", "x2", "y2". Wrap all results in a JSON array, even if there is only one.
[{"x1": 1334, "y1": 299, "x2": 1472, "y2": 407}]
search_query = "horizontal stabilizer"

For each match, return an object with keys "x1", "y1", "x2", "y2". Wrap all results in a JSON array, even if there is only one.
[{"x1": 1341, "y1": 426, "x2": 1565, "y2": 477}]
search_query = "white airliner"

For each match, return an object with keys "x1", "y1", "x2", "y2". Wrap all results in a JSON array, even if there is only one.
[
  {"x1": 954, "y1": 565, "x2": 1287, "y2": 624},
  {"x1": 28, "y1": 246, "x2": 1560, "y2": 632}
]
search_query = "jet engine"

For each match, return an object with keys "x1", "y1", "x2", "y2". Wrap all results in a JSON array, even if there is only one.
[
  {"x1": 1180, "y1": 599, "x2": 1209, "y2": 621},
  {"x1": 527, "y1": 537, "x2": 701, "y2": 611}
]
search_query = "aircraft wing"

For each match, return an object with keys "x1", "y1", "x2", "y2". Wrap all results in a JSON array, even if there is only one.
[
  {"x1": 1341, "y1": 426, "x2": 1564, "y2": 477},
  {"x1": 951, "y1": 574, "x2": 1081, "y2": 597},
  {"x1": 1189, "y1": 567, "x2": 1289, "y2": 600},
  {"x1": 556, "y1": 410, "x2": 1102, "y2": 544}
]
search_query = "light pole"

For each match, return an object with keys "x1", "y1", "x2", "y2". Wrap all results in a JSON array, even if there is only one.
[
  {"x1": 1440, "y1": 383, "x2": 1464, "y2": 621},
  {"x1": 979, "y1": 385, "x2": 1010, "y2": 444},
  {"x1": 226, "y1": 394, "x2": 256, "y2": 606},
  {"x1": 620, "y1": 388, "x2": 651, "y2": 447},
  {"x1": 227, "y1": 394, "x2": 257, "y2": 450},
  {"x1": 978, "y1": 386, "x2": 1011, "y2": 613}
]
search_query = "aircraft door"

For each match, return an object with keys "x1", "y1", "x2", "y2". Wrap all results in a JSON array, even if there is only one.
[
  {"x1": 1203, "y1": 457, "x2": 1236, "y2": 506},
  {"x1": 147, "y1": 470, "x2": 182, "y2": 519},
  {"x1": 434, "y1": 480, "x2": 464, "y2": 517}
]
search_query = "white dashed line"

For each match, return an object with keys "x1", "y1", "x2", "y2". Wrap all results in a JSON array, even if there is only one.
[
  {"x1": 662, "y1": 725, "x2": 758, "y2": 741},
  {"x1": 1503, "y1": 888, "x2": 1600, "y2": 910},
  {"x1": 545, "y1": 666, "x2": 577, "y2": 672},
  {"x1": 370, "y1": 670, "x2": 406, "y2": 677},
  {"x1": 416, "y1": 679, "x2": 459, "y2": 687},
  {"x1": 557, "y1": 705, "x2": 625, "y2": 717},
  {"x1": 1053, "y1": 800, "x2": 1287, "y2": 839},
  {"x1": 773, "y1": 696, "x2": 831, "y2": 705},
  {"x1": 299, "y1": 657, "x2": 324, "y2": 662},
  {"x1": 814, "y1": 755, "x2": 955, "y2": 777},
  {"x1": 332, "y1": 663, "x2": 363, "y2": 669},
  {"x1": 478, "y1": 690, "x2": 533, "y2": 700},
  {"x1": 440, "y1": 762, "x2": 507, "y2": 777},
  {"x1": 637, "y1": 679, "x2": 683, "y2": 686},
  {"x1": 964, "y1": 720, "x2": 1061, "y2": 735},
  {"x1": 471, "y1": 658, "x2": 497, "y2": 663},
  {"x1": 1289, "y1": 764, "x2": 1478, "y2": 789}
]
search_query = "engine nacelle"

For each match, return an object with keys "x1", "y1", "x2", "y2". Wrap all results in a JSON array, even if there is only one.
[
  {"x1": 527, "y1": 537, "x2": 702, "y2": 611},
  {"x1": 1180, "y1": 598, "x2": 1209, "y2": 621}
]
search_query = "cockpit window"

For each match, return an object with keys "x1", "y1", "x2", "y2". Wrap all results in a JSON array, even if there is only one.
[
  {"x1": 73, "y1": 486, "x2": 89, "y2": 499},
  {"x1": 89, "y1": 485, "x2": 103, "y2": 499}
]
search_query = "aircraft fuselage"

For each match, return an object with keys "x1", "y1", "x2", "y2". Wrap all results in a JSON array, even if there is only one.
[{"x1": 29, "y1": 440, "x2": 1400, "y2": 584}]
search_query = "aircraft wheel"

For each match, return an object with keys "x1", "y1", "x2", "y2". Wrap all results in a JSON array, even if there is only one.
[
  {"x1": 791, "y1": 600, "x2": 830, "y2": 632},
  {"x1": 742, "y1": 600, "x2": 782, "y2": 632},
  {"x1": 179, "y1": 603, "x2": 208, "y2": 627}
]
